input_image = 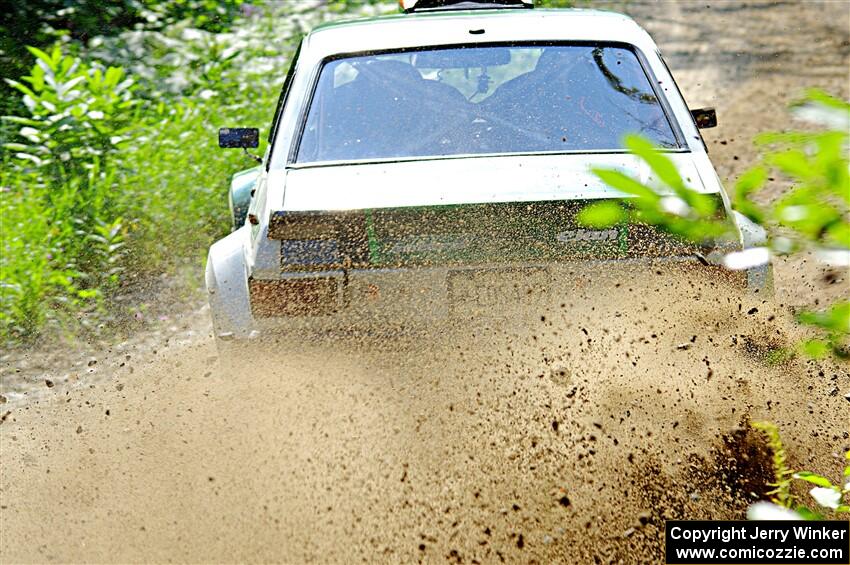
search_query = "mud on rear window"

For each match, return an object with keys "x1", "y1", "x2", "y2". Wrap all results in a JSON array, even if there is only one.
[{"x1": 295, "y1": 43, "x2": 681, "y2": 164}]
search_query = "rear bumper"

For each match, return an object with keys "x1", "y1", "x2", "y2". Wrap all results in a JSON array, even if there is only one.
[{"x1": 244, "y1": 256, "x2": 755, "y2": 335}]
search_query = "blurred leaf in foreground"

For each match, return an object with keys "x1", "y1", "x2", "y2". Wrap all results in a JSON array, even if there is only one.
[{"x1": 584, "y1": 90, "x2": 849, "y2": 358}]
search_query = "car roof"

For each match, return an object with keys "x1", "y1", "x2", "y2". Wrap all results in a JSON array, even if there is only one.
[{"x1": 304, "y1": 9, "x2": 659, "y2": 60}]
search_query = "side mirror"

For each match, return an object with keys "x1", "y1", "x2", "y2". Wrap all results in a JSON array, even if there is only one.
[
  {"x1": 219, "y1": 127, "x2": 259, "y2": 148},
  {"x1": 691, "y1": 108, "x2": 717, "y2": 129}
]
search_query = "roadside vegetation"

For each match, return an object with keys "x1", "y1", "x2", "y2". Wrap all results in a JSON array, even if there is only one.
[
  {"x1": 580, "y1": 92, "x2": 849, "y2": 517},
  {"x1": 581, "y1": 91, "x2": 849, "y2": 360},
  {"x1": 0, "y1": 0, "x2": 398, "y2": 343}
]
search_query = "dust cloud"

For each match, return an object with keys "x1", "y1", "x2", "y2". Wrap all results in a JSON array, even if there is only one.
[
  {"x1": 2, "y1": 266, "x2": 847, "y2": 563},
  {"x1": 2, "y1": 1, "x2": 849, "y2": 563}
]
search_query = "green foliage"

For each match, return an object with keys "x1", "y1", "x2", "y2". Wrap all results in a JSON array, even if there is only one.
[
  {"x1": 0, "y1": 0, "x2": 256, "y2": 134},
  {"x1": 797, "y1": 301, "x2": 850, "y2": 359},
  {"x1": 141, "y1": 0, "x2": 252, "y2": 33},
  {"x1": 0, "y1": 41, "x2": 239, "y2": 342},
  {"x1": 0, "y1": 175, "x2": 98, "y2": 339},
  {"x1": 738, "y1": 92, "x2": 850, "y2": 253},
  {"x1": 0, "y1": 1, "x2": 391, "y2": 344},
  {"x1": 115, "y1": 97, "x2": 257, "y2": 267},
  {"x1": 0, "y1": 1, "x2": 132, "y2": 120},
  {"x1": 324, "y1": 0, "x2": 578, "y2": 13},
  {"x1": 584, "y1": 91, "x2": 850, "y2": 358},
  {"x1": 326, "y1": 0, "x2": 393, "y2": 13},
  {"x1": 4, "y1": 45, "x2": 137, "y2": 182},
  {"x1": 751, "y1": 422, "x2": 794, "y2": 508},
  {"x1": 88, "y1": 216, "x2": 127, "y2": 291},
  {"x1": 587, "y1": 135, "x2": 729, "y2": 242},
  {"x1": 1, "y1": 46, "x2": 140, "y2": 341},
  {"x1": 750, "y1": 422, "x2": 850, "y2": 520},
  {"x1": 576, "y1": 200, "x2": 626, "y2": 228}
]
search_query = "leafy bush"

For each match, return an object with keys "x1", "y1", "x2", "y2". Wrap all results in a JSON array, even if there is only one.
[
  {"x1": 1, "y1": 1, "x2": 399, "y2": 344},
  {"x1": 5, "y1": 45, "x2": 137, "y2": 183},
  {"x1": 1, "y1": 46, "x2": 140, "y2": 341},
  {"x1": 0, "y1": 0, "x2": 257, "y2": 129},
  {"x1": 141, "y1": 0, "x2": 253, "y2": 33},
  {"x1": 0, "y1": 36, "x2": 263, "y2": 342},
  {"x1": 581, "y1": 91, "x2": 850, "y2": 358}
]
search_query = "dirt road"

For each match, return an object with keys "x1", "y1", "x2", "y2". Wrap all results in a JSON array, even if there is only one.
[{"x1": 1, "y1": 1, "x2": 848, "y2": 563}]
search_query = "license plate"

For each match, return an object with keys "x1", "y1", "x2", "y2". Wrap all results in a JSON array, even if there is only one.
[{"x1": 447, "y1": 267, "x2": 550, "y2": 316}]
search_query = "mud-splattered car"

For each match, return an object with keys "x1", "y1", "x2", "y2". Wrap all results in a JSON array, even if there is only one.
[{"x1": 206, "y1": 0, "x2": 770, "y2": 342}]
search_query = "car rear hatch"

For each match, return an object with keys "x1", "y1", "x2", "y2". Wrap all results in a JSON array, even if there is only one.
[
  {"x1": 272, "y1": 153, "x2": 721, "y2": 270},
  {"x1": 252, "y1": 154, "x2": 730, "y2": 318}
]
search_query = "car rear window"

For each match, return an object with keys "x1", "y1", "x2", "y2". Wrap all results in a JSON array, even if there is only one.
[{"x1": 295, "y1": 43, "x2": 680, "y2": 164}]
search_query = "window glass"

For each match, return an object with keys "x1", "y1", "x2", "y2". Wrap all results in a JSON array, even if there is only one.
[{"x1": 296, "y1": 44, "x2": 678, "y2": 164}]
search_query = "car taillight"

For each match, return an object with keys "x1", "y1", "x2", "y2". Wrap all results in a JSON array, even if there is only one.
[{"x1": 249, "y1": 277, "x2": 341, "y2": 317}]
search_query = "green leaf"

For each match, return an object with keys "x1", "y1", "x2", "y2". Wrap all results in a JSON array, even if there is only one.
[
  {"x1": 60, "y1": 56, "x2": 74, "y2": 76},
  {"x1": 25, "y1": 46, "x2": 56, "y2": 70},
  {"x1": 624, "y1": 135, "x2": 686, "y2": 193},
  {"x1": 735, "y1": 166, "x2": 768, "y2": 197},
  {"x1": 688, "y1": 191, "x2": 718, "y2": 217},
  {"x1": 3, "y1": 143, "x2": 31, "y2": 152},
  {"x1": 769, "y1": 150, "x2": 813, "y2": 181},
  {"x1": 801, "y1": 339, "x2": 831, "y2": 359},
  {"x1": 798, "y1": 301, "x2": 850, "y2": 334},
  {"x1": 826, "y1": 222, "x2": 850, "y2": 249},
  {"x1": 792, "y1": 90, "x2": 850, "y2": 129},
  {"x1": 577, "y1": 201, "x2": 626, "y2": 228},
  {"x1": 773, "y1": 195, "x2": 841, "y2": 239},
  {"x1": 29, "y1": 63, "x2": 45, "y2": 92},
  {"x1": 4, "y1": 79, "x2": 37, "y2": 100},
  {"x1": 1, "y1": 116, "x2": 42, "y2": 127},
  {"x1": 793, "y1": 505, "x2": 823, "y2": 521},
  {"x1": 592, "y1": 168, "x2": 660, "y2": 202},
  {"x1": 803, "y1": 89, "x2": 850, "y2": 112},
  {"x1": 104, "y1": 67, "x2": 122, "y2": 88},
  {"x1": 50, "y1": 44, "x2": 62, "y2": 67},
  {"x1": 794, "y1": 472, "x2": 835, "y2": 488},
  {"x1": 733, "y1": 200, "x2": 764, "y2": 224}
]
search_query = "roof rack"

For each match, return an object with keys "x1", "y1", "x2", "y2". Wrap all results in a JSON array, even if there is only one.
[{"x1": 400, "y1": 0, "x2": 534, "y2": 13}]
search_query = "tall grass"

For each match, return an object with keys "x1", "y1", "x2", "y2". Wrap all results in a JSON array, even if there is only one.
[{"x1": 0, "y1": 1, "x2": 397, "y2": 344}]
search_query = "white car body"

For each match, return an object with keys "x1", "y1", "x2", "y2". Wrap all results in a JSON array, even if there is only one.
[{"x1": 206, "y1": 6, "x2": 769, "y2": 340}]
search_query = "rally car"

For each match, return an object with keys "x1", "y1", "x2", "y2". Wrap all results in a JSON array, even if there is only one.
[{"x1": 206, "y1": 0, "x2": 769, "y2": 342}]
